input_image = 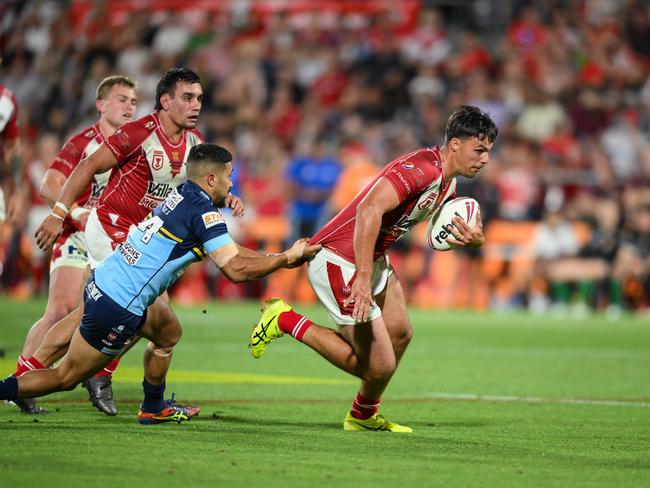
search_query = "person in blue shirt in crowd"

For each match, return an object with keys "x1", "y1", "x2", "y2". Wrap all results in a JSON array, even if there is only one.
[
  {"x1": 286, "y1": 137, "x2": 342, "y2": 243},
  {"x1": 0, "y1": 143, "x2": 321, "y2": 424}
]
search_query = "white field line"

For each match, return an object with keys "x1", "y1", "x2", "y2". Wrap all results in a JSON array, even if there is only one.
[{"x1": 426, "y1": 392, "x2": 650, "y2": 408}]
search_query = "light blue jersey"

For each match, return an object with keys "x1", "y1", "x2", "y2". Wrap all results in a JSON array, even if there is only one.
[{"x1": 94, "y1": 181, "x2": 233, "y2": 315}]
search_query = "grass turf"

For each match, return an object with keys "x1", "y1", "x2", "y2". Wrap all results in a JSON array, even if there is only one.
[{"x1": 0, "y1": 297, "x2": 649, "y2": 487}]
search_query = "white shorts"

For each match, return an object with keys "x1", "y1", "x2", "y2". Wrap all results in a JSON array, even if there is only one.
[
  {"x1": 85, "y1": 207, "x2": 117, "y2": 269},
  {"x1": 307, "y1": 247, "x2": 393, "y2": 326},
  {"x1": 50, "y1": 231, "x2": 88, "y2": 272}
]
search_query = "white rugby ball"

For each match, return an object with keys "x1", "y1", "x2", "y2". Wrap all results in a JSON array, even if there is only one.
[{"x1": 426, "y1": 197, "x2": 480, "y2": 251}]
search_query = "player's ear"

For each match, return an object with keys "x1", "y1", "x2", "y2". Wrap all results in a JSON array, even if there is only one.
[
  {"x1": 95, "y1": 99, "x2": 104, "y2": 114},
  {"x1": 450, "y1": 137, "x2": 461, "y2": 153},
  {"x1": 160, "y1": 93, "x2": 170, "y2": 110}
]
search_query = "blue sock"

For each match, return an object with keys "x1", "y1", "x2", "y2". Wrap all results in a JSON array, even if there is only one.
[
  {"x1": 0, "y1": 376, "x2": 19, "y2": 400},
  {"x1": 141, "y1": 379, "x2": 165, "y2": 413}
]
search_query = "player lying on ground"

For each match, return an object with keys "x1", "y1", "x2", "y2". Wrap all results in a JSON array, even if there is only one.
[
  {"x1": 250, "y1": 106, "x2": 498, "y2": 432},
  {"x1": 0, "y1": 143, "x2": 321, "y2": 424}
]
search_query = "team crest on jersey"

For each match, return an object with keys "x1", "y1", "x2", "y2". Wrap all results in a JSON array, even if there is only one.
[
  {"x1": 402, "y1": 162, "x2": 414, "y2": 170},
  {"x1": 152, "y1": 150, "x2": 164, "y2": 170},
  {"x1": 202, "y1": 211, "x2": 224, "y2": 229}
]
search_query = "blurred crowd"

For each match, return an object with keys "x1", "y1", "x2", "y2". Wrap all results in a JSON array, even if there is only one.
[{"x1": 0, "y1": 0, "x2": 648, "y2": 316}]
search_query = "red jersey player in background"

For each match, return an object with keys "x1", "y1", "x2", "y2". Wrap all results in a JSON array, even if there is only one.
[
  {"x1": 11, "y1": 76, "x2": 137, "y2": 415},
  {"x1": 250, "y1": 106, "x2": 498, "y2": 432},
  {"x1": 0, "y1": 56, "x2": 21, "y2": 363},
  {"x1": 32, "y1": 67, "x2": 244, "y2": 423}
]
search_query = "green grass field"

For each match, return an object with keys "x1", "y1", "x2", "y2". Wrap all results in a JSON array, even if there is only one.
[{"x1": 1, "y1": 297, "x2": 649, "y2": 487}]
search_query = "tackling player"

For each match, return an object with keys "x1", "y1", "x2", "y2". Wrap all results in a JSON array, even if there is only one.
[
  {"x1": 250, "y1": 106, "x2": 498, "y2": 432},
  {"x1": 0, "y1": 143, "x2": 321, "y2": 424},
  {"x1": 11, "y1": 76, "x2": 137, "y2": 415},
  {"x1": 28, "y1": 67, "x2": 232, "y2": 421}
]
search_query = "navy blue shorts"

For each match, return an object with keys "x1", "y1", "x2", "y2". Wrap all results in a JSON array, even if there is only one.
[{"x1": 79, "y1": 276, "x2": 147, "y2": 356}]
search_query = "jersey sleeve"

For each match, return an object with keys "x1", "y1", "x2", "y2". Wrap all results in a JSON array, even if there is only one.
[
  {"x1": 383, "y1": 152, "x2": 442, "y2": 202},
  {"x1": 189, "y1": 203, "x2": 234, "y2": 254},
  {"x1": 50, "y1": 135, "x2": 85, "y2": 177},
  {"x1": 104, "y1": 116, "x2": 153, "y2": 165}
]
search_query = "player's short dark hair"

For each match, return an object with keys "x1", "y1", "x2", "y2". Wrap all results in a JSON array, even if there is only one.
[
  {"x1": 154, "y1": 67, "x2": 201, "y2": 111},
  {"x1": 96, "y1": 75, "x2": 136, "y2": 100},
  {"x1": 187, "y1": 143, "x2": 232, "y2": 177},
  {"x1": 445, "y1": 106, "x2": 498, "y2": 144}
]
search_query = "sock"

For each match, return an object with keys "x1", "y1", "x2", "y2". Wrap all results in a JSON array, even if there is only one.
[
  {"x1": 609, "y1": 279, "x2": 623, "y2": 306},
  {"x1": 141, "y1": 379, "x2": 165, "y2": 413},
  {"x1": 350, "y1": 392, "x2": 380, "y2": 420},
  {"x1": 551, "y1": 282, "x2": 570, "y2": 304},
  {"x1": 13, "y1": 355, "x2": 46, "y2": 377},
  {"x1": 277, "y1": 310, "x2": 313, "y2": 341},
  {"x1": 94, "y1": 357, "x2": 120, "y2": 378},
  {"x1": 0, "y1": 376, "x2": 19, "y2": 400},
  {"x1": 577, "y1": 280, "x2": 594, "y2": 307}
]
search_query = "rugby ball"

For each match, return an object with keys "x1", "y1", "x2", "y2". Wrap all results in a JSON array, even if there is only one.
[{"x1": 426, "y1": 197, "x2": 480, "y2": 251}]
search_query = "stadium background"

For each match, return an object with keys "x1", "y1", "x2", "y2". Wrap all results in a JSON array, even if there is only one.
[{"x1": 0, "y1": 0, "x2": 648, "y2": 316}]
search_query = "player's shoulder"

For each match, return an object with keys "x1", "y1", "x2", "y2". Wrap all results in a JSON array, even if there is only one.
[
  {"x1": 71, "y1": 124, "x2": 100, "y2": 142},
  {"x1": 120, "y1": 113, "x2": 159, "y2": 134},
  {"x1": 185, "y1": 127, "x2": 205, "y2": 144}
]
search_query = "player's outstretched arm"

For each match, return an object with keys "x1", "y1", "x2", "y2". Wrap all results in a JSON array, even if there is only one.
[
  {"x1": 210, "y1": 239, "x2": 321, "y2": 283},
  {"x1": 35, "y1": 144, "x2": 117, "y2": 250}
]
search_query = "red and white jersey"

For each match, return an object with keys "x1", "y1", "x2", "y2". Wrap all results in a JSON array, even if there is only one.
[
  {"x1": 311, "y1": 147, "x2": 457, "y2": 262},
  {"x1": 50, "y1": 123, "x2": 110, "y2": 235},
  {"x1": 0, "y1": 84, "x2": 19, "y2": 143},
  {"x1": 52, "y1": 123, "x2": 110, "y2": 210},
  {"x1": 100, "y1": 112, "x2": 204, "y2": 242}
]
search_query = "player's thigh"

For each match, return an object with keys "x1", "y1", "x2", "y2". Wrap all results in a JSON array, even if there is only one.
[
  {"x1": 138, "y1": 295, "x2": 181, "y2": 347},
  {"x1": 375, "y1": 273, "x2": 412, "y2": 345},
  {"x1": 44, "y1": 266, "x2": 87, "y2": 314},
  {"x1": 307, "y1": 248, "x2": 387, "y2": 326},
  {"x1": 58, "y1": 327, "x2": 115, "y2": 384}
]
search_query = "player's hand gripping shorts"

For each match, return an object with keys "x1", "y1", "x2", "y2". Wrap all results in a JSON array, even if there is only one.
[{"x1": 307, "y1": 247, "x2": 393, "y2": 326}]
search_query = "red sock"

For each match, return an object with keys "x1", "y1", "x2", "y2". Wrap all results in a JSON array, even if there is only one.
[
  {"x1": 94, "y1": 357, "x2": 120, "y2": 377},
  {"x1": 14, "y1": 355, "x2": 46, "y2": 377},
  {"x1": 350, "y1": 392, "x2": 380, "y2": 420},
  {"x1": 277, "y1": 310, "x2": 313, "y2": 341}
]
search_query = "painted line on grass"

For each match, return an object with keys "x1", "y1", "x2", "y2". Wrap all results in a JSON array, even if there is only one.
[{"x1": 423, "y1": 392, "x2": 650, "y2": 408}]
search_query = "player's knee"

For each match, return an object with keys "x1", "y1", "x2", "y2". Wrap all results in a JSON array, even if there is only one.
[
  {"x1": 147, "y1": 342, "x2": 175, "y2": 358},
  {"x1": 364, "y1": 357, "x2": 396, "y2": 383},
  {"x1": 394, "y1": 325, "x2": 413, "y2": 351},
  {"x1": 44, "y1": 303, "x2": 75, "y2": 327}
]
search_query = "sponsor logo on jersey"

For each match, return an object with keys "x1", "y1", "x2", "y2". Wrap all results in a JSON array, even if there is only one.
[
  {"x1": 139, "y1": 181, "x2": 174, "y2": 209},
  {"x1": 393, "y1": 170, "x2": 411, "y2": 193},
  {"x1": 119, "y1": 241, "x2": 142, "y2": 266},
  {"x1": 402, "y1": 161, "x2": 414, "y2": 170},
  {"x1": 164, "y1": 189, "x2": 184, "y2": 211},
  {"x1": 84, "y1": 129, "x2": 96, "y2": 138},
  {"x1": 152, "y1": 150, "x2": 164, "y2": 170},
  {"x1": 86, "y1": 280, "x2": 103, "y2": 301},
  {"x1": 417, "y1": 191, "x2": 438, "y2": 210},
  {"x1": 107, "y1": 332, "x2": 118, "y2": 341},
  {"x1": 53, "y1": 156, "x2": 73, "y2": 170},
  {"x1": 144, "y1": 121, "x2": 155, "y2": 130},
  {"x1": 202, "y1": 211, "x2": 224, "y2": 229}
]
